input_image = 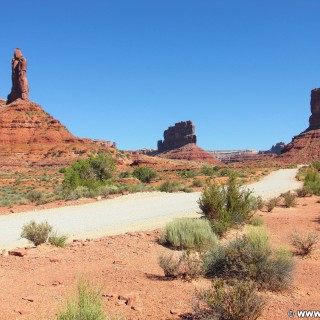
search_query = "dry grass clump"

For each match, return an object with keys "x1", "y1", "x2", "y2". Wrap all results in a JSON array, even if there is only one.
[
  {"x1": 21, "y1": 220, "x2": 53, "y2": 246},
  {"x1": 158, "y1": 251, "x2": 203, "y2": 280},
  {"x1": 265, "y1": 197, "x2": 280, "y2": 212},
  {"x1": 48, "y1": 231, "x2": 68, "y2": 248},
  {"x1": 196, "y1": 278, "x2": 265, "y2": 320},
  {"x1": 291, "y1": 231, "x2": 319, "y2": 257},
  {"x1": 159, "y1": 218, "x2": 218, "y2": 251},
  {"x1": 56, "y1": 279, "x2": 105, "y2": 320},
  {"x1": 281, "y1": 191, "x2": 297, "y2": 208}
]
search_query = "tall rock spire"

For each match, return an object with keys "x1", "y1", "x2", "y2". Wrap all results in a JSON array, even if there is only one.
[{"x1": 7, "y1": 48, "x2": 29, "y2": 104}]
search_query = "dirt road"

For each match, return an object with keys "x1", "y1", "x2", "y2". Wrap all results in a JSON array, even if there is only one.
[{"x1": 0, "y1": 168, "x2": 302, "y2": 250}]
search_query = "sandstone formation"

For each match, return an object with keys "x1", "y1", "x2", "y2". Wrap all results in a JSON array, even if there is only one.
[
  {"x1": 308, "y1": 88, "x2": 320, "y2": 130},
  {"x1": 259, "y1": 142, "x2": 285, "y2": 156},
  {"x1": 157, "y1": 121, "x2": 196, "y2": 152},
  {"x1": 157, "y1": 143, "x2": 222, "y2": 165},
  {"x1": 0, "y1": 100, "x2": 115, "y2": 166},
  {"x1": 281, "y1": 88, "x2": 320, "y2": 162},
  {"x1": 7, "y1": 48, "x2": 29, "y2": 104}
]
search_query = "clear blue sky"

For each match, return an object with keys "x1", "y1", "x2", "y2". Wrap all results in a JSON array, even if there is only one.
[{"x1": 0, "y1": 1, "x2": 319, "y2": 151}]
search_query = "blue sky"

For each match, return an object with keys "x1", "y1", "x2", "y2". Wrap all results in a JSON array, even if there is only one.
[{"x1": 0, "y1": 0, "x2": 319, "y2": 151}]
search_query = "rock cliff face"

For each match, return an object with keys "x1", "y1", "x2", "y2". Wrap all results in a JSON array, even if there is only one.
[
  {"x1": 0, "y1": 100, "x2": 115, "y2": 166},
  {"x1": 281, "y1": 88, "x2": 320, "y2": 162},
  {"x1": 157, "y1": 121, "x2": 196, "y2": 152}
]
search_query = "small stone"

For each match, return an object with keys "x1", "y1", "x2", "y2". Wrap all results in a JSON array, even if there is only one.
[
  {"x1": 22, "y1": 296, "x2": 36, "y2": 302},
  {"x1": 49, "y1": 258, "x2": 61, "y2": 263},
  {"x1": 8, "y1": 249, "x2": 27, "y2": 257},
  {"x1": 170, "y1": 308, "x2": 181, "y2": 315}
]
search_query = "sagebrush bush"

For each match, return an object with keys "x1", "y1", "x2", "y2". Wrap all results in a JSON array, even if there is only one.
[
  {"x1": 132, "y1": 166, "x2": 157, "y2": 183},
  {"x1": 159, "y1": 218, "x2": 218, "y2": 251},
  {"x1": 21, "y1": 220, "x2": 53, "y2": 246},
  {"x1": 158, "y1": 251, "x2": 203, "y2": 279},
  {"x1": 281, "y1": 191, "x2": 296, "y2": 208},
  {"x1": 198, "y1": 174, "x2": 256, "y2": 233},
  {"x1": 204, "y1": 227, "x2": 295, "y2": 291},
  {"x1": 291, "y1": 231, "x2": 319, "y2": 256},
  {"x1": 266, "y1": 197, "x2": 279, "y2": 212},
  {"x1": 303, "y1": 166, "x2": 320, "y2": 195},
  {"x1": 26, "y1": 190, "x2": 44, "y2": 204},
  {"x1": 196, "y1": 278, "x2": 265, "y2": 320},
  {"x1": 296, "y1": 186, "x2": 312, "y2": 197},
  {"x1": 57, "y1": 279, "x2": 105, "y2": 320},
  {"x1": 191, "y1": 178, "x2": 203, "y2": 187},
  {"x1": 49, "y1": 231, "x2": 68, "y2": 248},
  {"x1": 159, "y1": 181, "x2": 180, "y2": 193}
]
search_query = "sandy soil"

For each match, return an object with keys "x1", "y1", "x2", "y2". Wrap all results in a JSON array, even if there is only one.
[{"x1": 0, "y1": 196, "x2": 319, "y2": 320}]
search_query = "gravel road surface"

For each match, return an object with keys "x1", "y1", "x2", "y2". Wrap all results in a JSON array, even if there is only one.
[{"x1": 0, "y1": 168, "x2": 302, "y2": 250}]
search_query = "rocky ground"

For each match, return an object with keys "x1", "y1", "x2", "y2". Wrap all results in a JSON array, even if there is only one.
[{"x1": 0, "y1": 196, "x2": 319, "y2": 320}]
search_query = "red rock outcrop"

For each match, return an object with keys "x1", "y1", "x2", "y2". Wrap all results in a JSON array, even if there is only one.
[
  {"x1": 156, "y1": 143, "x2": 222, "y2": 165},
  {"x1": 281, "y1": 88, "x2": 320, "y2": 162},
  {"x1": 0, "y1": 100, "x2": 115, "y2": 166},
  {"x1": 158, "y1": 121, "x2": 196, "y2": 152},
  {"x1": 7, "y1": 48, "x2": 29, "y2": 104}
]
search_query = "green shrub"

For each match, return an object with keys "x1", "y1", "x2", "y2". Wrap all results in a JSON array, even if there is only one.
[
  {"x1": 119, "y1": 171, "x2": 131, "y2": 178},
  {"x1": 21, "y1": 220, "x2": 53, "y2": 246},
  {"x1": 196, "y1": 278, "x2": 265, "y2": 320},
  {"x1": 198, "y1": 174, "x2": 256, "y2": 233},
  {"x1": 159, "y1": 181, "x2": 180, "y2": 193},
  {"x1": 249, "y1": 216, "x2": 264, "y2": 226},
  {"x1": 158, "y1": 251, "x2": 203, "y2": 280},
  {"x1": 49, "y1": 231, "x2": 68, "y2": 248},
  {"x1": 191, "y1": 178, "x2": 203, "y2": 187},
  {"x1": 291, "y1": 231, "x2": 319, "y2": 257},
  {"x1": 177, "y1": 169, "x2": 197, "y2": 178},
  {"x1": 62, "y1": 155, "x2": 115, "y2": 191},
  {"x1": 281, "y1": 191, "x2": 296, "y2": 208},
  {"x1": 266, "y1": 197, "x2": 279, "y2": 212},
  {"x1": 132, "y1": 166, "x2": 157, "y2": 183},
  {"x1": 303, "y1": 166, "x2": 320, "y2": 195},
  {"x1": 159, "y1": 218, "x2": 218, "y2": 251},
  {"x1": 201, "y1": 166, "x2": 215, "y2": 176},
  {"x1": 26, "y1": 190, "x2": 44, "y2": 204},
  {"x1": 204, "y1": 227, "x2": 295, "y2": 291},
  {"x1": 56, "y1": 279, "x2": 105, "y2": 320}
]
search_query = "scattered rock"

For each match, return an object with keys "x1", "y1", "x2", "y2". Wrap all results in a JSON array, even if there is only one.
[
  {"x1": 170, "y1": 308, "x2": 181, "y2": 315},
  {"x1": 22, "y1": 295, "x2": 36, "y2": 302},
  {"x1": 8, "y1": 249, "x2": 27, "y2": 257}
]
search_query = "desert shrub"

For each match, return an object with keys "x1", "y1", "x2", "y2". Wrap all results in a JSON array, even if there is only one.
[
  {"x1": 159, "y1": 181, "x2": 180, "y2": 193},
  {"x1": 303, "y1": 165, "x2": 320, "y2": 195},
  {"x1": 159, "y1": 218, "x2": 218, "y2": 251},
  {"x1": 198, "y1": 175, "x2": 256, "y2": 233},
  {"x1": 250, "y1": 196, "x2": 264, "y2": 211},
  {"x1": 281, "y1": 191, "x2": 296, "y2": 207},
  {"x1": 119, "y1": 171, "x2": 131, "y2": 178},
  {"x1": 49, "y1": 231, "x2": 68, "y2": 248},
  {"x1": 158, "y1": 252, "x2": 181, "y2": 278},
  {"x1": 291, "y1": 231, "x2": 319, "y2": 256},
  {"x1": 296, "y1": 186, "x2": 312, "y2": 197},
  {"x1": 158, "y1": 251, "x2": 203, "y2": 279},
  {"x1": 177, "y1": 169, "x2": 197, "y2": 178},
  {"x1": 62, "y1": 155, "x2": 115, "y2": 191},
  {"x1": 56, "y1": 279, "x2": 105, "y2": 320},
  {"x1": 21, "y1": 220, "x2": 53, "y2": 246},
  {"x1": 196, "y1": 278, "x2": 265, "y2": 320},
  {"x1": 26, "y1": 190, "x2": 44, "y2": 204},
  {"x1": 201, "y1": 166, "x2": 215, "y2": 176},
  {"x1": 249, "y1": 216, "x2": 264, "y2": 226},
  {"x1": 204, "y1": 227, "x2": 295, "y2": 291},
  {"x1": 266, "y1": 197, "x2": 279, "y2": 212},
  {"x1": 220, "y1": 168, "x2": 234, "y2": 177},
  {"x1": 191, "y1": 178, "x2": 203, "y2": 187},
  {"x1": 132, "y1": 166, "x2": 157, "y2": 183},
  {"x1": 210, "y1": 220, "x2": 230, "y2": 238}
]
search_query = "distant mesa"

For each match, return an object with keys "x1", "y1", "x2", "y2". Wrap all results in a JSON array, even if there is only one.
[
  {"x1": 156, "y1": 121, "x2": 221, "y2": 164},
  {"x1": 259, "y1": 142, "x2": 285, "y2": 156},
  {"x1": 157, "y1": 121, "x2": 196, "y2": 152},
  {"x1": 281, "y1": 88, "x2": 320, "y2": 162}
]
